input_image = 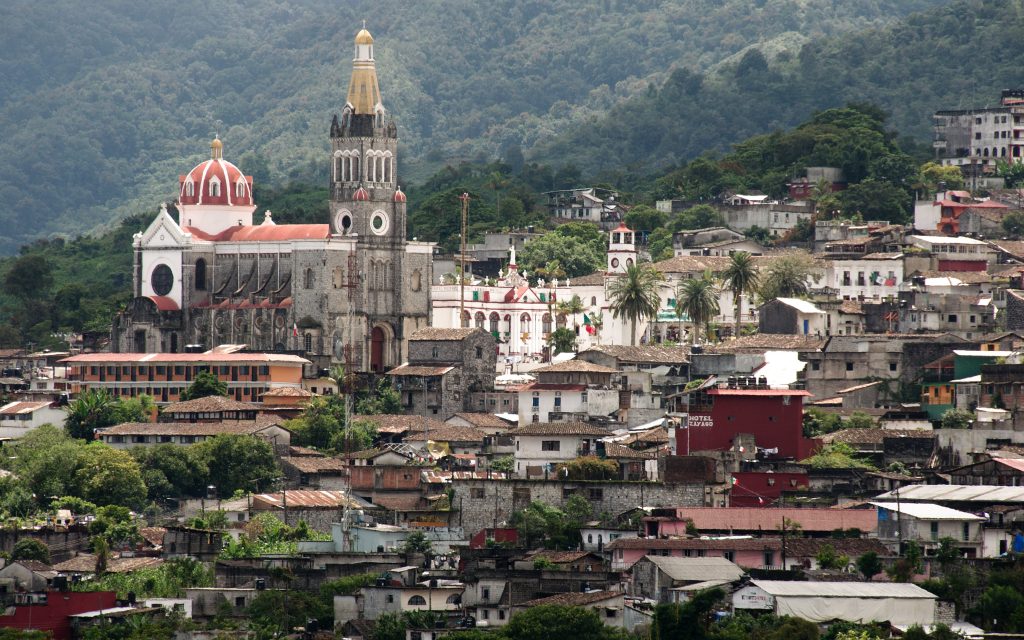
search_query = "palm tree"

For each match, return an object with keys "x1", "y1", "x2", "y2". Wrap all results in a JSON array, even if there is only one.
[
  {"x1": 608, "y1": 262, "x2": 665, "y2": 346},
  {"x1": 64, "y1": 388, "x2": 114, "y2": 440},
  {"x1": 589, "y1": 311, "x2": 604, "y2": 345},
  {"x1": 676, "y1": 269, "x2": 720, "y2": 345},
  {"x1": 672, "y1": 282, "x2": 688, "y2": 344},
  {"x1": 721, "y1": 252, "x2": 759, "y2": 339},
  {"x1": 557, "y1": 294, "x2": 585, "y2": 340}
]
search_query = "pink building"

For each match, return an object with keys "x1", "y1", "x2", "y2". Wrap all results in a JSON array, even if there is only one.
[
  {"x1": 644, "y1": 507, "x2": 877, "y2": 539},
  {"x1": 608, "y1": 536, "x2": 889, "y2": 571}
]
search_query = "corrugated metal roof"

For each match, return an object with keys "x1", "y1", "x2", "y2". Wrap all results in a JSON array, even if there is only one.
[
  {"x1": 251, "y1": 490, "x2": 371, "y2": 510},
  {"x1": 995, "y1": 458, "x2": 1024, "y2": 473},
  {"x1": 0, "y1": 401, "x2": 52, "y2": 415},
  {"x1": 750, "y1": 580, "x2": 936, "y2": 599},
  {"x1": 875, "y1": 484, "x2": 1024, "y2": 503},
  {"x1": 869, "y1": 502, "x2": 985, "y2": 521},
  {"x1": 642, "y1": 556, "x2": 744, "y2": 582}
]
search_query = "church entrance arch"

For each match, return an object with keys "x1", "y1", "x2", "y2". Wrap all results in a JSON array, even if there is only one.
[{"x1": 370, "y1": 326, "x2": 386, "y2": 372}]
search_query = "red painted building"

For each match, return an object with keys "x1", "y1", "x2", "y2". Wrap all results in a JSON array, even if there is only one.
[
  {"x1": 729, "y1": 471, "x2": 809, "y2": 507},
  {"x1": 677, "y1": 387, "x2": 817, "y2": 459},
  {"x1": 0, "y1": 591, "x2": 117, "y2": 640}
]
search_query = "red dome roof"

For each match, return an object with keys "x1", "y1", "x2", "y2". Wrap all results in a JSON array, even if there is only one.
[
  {"x1": 178, "y1": 141, "x2": 253, "y2": 207},
  {"x1": 393, "y1": 188, "x2": 407, "y2": 203},
  {"x1": 353, "y1": 187, "x2": 370, "y2": 201}
]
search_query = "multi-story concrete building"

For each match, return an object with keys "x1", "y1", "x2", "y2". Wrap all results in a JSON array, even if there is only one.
[
  {"x1": 933, "y1": 89, "x2": 1024, "y2": 173},
  {"x1": 60, "y1": 352, "x2": 307, "y2": 404}
]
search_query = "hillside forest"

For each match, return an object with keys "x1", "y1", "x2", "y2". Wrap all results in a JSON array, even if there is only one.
[{"x1": 0, "y1": 0, "x2": 1006, "y2": 254}]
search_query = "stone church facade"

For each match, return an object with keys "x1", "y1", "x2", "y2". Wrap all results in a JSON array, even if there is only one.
[{"x1": 111, "y1": 27, "x2": 432, "y2": 373}]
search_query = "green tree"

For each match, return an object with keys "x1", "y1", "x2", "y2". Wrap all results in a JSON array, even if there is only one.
[
  {"x1": 12, "y1": 538, "x2": 50, "y2": 564},
  {"x1": 548, "y1": 327, "x2": 577, "y2": 355},
  {"x1": 288, "y1": 394, "x2": 346, "y2": 449},
  {"x1": 520, "y1": 233, "x2": 604, "y2": 280},
  {"x1": 492, "y1": 455, "x2": 515, "y2": 474},
  {"x1": 919, "y1": 162, "x2": 965, "y2": 193},
  {"x1": 190, "y1": 434, "x2": 279, "y2": 495},
  {"x1": 1004, "y1": 212, "x2": 1024, "y2": 239},
  {"x1": 5, "y1": 425, "x2": 87, "y2": 500},
  {"x1": 247, "y1": 589, "x2": 330, "y2": 637},
  {"x1": 888, "y1": 541, "x2": 923, "y2": 583},
  {"x1": 505, "y1": 604, "x2": 622, "y2": 640},
  {"x1": 131, "y1": 445, "x2": 209, "y2": 501},
  {"x1": 179, "y1": 371, "x2": 228, "y2": 401},
  {"x1": 608, "y1": 262, "x2": 665, "y2": 345},
  {"x1": 400, "y1": 531, "x2": 433, "y2": 556},
  {"x1": 357, "y1": 378, "x2": 402, "y2": 415},
  {"x1": 555, "y1": 456, "x2": 619, "y2": 481},
  {"x1": 973, "y1": 584, "x2": 1024, "y2": 632},
  {"x1": 64, "y1": 388, "x2": 117, "y2": 440},
  {"x1": 671, "y1": 204, "x2": 724, "y2": 231},
  {"x1": 329, "y1": 418, "x2": 378, "y2": 454},
  {"x1": 940, "y1": 408, "x2": 972, "y2": 430},
  {"x1": 815, "y1": 544, "x2": 849, "y2": 570},
  {"x1": 3, "y1": 254, "x2": 54, "y2": 301},
  {"x1": 721, "y1": 252, "x2": 759, "y2": 338},
  {"x1": 838, "y1": 178, "x2": 911, "y2": 223},
  {"x1": 74, "y1": 444, "x2": 148, "y2": 509},
  {"x1": 801, "y1": 443, "x2": 876, "y2": 470},
  {"x1": 557, "y1": 294, "x2": 586, "y2": 338},
  {"x1": 624, "y1": 204, "x2": 667, "y2": 235},
  {"x1": 758, "y1": 253, "x2": 821, "y2": 301},
  {"x1": 88, "y1": 505, "x2": 142, "y2": 549},
  {"x1": 676, "y1": 269, "x2": 720, "y2": 345},
  {"x1": 111, "y1": 394, "x2": 155, "y2": 424},
  {"x1": 846, "y1": 412, "x2": 876, "y2": 430},
  {"x1": 856, "y1": 551, "x2": 882, "y2": 580},
  {"x1": 648, "y1": 227, "x2": 675, "y2": 262},
  {"x1": 997, "y1": 160, "x2": 1024, "y2": 189},
  {"x1": 373, "y1": 612, "x2": 408, "y2": 640}
]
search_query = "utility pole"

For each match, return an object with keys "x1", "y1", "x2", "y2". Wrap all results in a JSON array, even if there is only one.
[{"x1": 458, "y1": 192, "x2": 470, "y2": 324}]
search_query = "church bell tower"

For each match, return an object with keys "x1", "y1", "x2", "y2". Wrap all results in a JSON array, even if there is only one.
[{"x1": 329, "y1": 26, "x2": 406, "y2": 240}]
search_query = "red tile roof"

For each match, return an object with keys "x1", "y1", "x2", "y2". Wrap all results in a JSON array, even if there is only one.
[
  {"x1": 183, "y1": 224, "x2": 331, "y2": 242},
  {"x1": 521, "y1": 590, "x2": 621, "y2": 607},
  {"x1": 505, "y1": 421, "x2": 609, "y2": 437},
  {"x1": 147, "y1": 295, "x2": 180, "y2": 311},
  {"x1": 61, "y1": 353, "x2": 308, "y2": 364}
]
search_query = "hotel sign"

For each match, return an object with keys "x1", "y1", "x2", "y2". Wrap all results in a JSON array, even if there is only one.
[{"x1": 687, "y1": 414, "x2": 714, "y2": 428}]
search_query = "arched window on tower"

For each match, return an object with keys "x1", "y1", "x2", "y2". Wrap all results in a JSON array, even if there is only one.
[
  {"x1": 235, "y1": 179, "x2": 246, "y2": 199},
  {"x1": 352, "y1": 156, "x2": 360, "y2": 181},
  {"x1": 542, "y1": 313, "x2": 552, "y2": 335},
  {"x1": 304, "y1": 268, "x2": 315, "y2": 289},
  {"x1": 591, "y1": 296, "x2": 597, "y2": 306},
  {"x1": 209, "y1": 178, "x2": 221, "y2": 197},
  {"x1": 489, "y1": 312, "x2": 500, "y2": 334},
  {"x1": 475, "y1": 312, "x2": 485, "y2": 329},
  {"x1": 185, "y1": 180, "x2": 195, "y2": 197},
  {"x1": 333, "y1": 266, "x2": 344, "y2": 289},
  {"x1": 195, "y1": 259, "x2": 207, "y2": 291},
  {"x1": 520, "y1": 313, "x2": 531, "y2": 336},
  {"x1": 376, "y1": 262, "x2": 385, "y2": 290}
]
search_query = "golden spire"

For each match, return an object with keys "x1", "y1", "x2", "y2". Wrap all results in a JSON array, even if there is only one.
[
  {"x1": 346, "y1": 25, "x2": 382, "y2": 115},
  {"x1": 210, "y1": 135, "x2": 223, "y2": 160}
]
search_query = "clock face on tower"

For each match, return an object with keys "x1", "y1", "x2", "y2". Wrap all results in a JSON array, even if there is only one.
[{"x1": 370, "y1": 210, "x2": 390, "y2": 235}]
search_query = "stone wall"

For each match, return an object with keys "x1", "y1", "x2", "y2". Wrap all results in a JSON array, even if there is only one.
[
  {"x1": 0, "y1": 527, "x2": 91, "y2": 563},
  {"x1": 450, "y1": 479, "x2": 709, "y2": 537}
]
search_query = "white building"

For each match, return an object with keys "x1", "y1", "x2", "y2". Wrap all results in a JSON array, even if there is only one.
[
  {"x1": 431, "y1": 225, "x2": 640, "y2": 357},
  {"x1": 870, "y1": 501, "x2": 986, "y2": 557},
  {"x1": 506, "y1": 421, "x2": 611, "y2": 477},
  {"x1": 0, "y1": 401, "x2": 65, "y2": 439},
  {"x1": 825, "y1": 253, "x2": 904, "y2": 301}
]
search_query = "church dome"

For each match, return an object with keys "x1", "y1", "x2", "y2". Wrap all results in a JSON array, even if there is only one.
[
  {"x1": 355, "y1": 28, "x2": 374, "y2": 45},
  {"x1": 178, "y1": 138, "x2": 253, "y2": 207},
  {"x1": 393, "y1": 187, "x2": 406, "y2": 203},
  {"x1": 353, "y1": 186, "x2": 370, "y2": 201}
]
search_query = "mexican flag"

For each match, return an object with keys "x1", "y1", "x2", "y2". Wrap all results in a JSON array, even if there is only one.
[{"x1": 583, "y1": 313, "x2": 595, "y2": 335}]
